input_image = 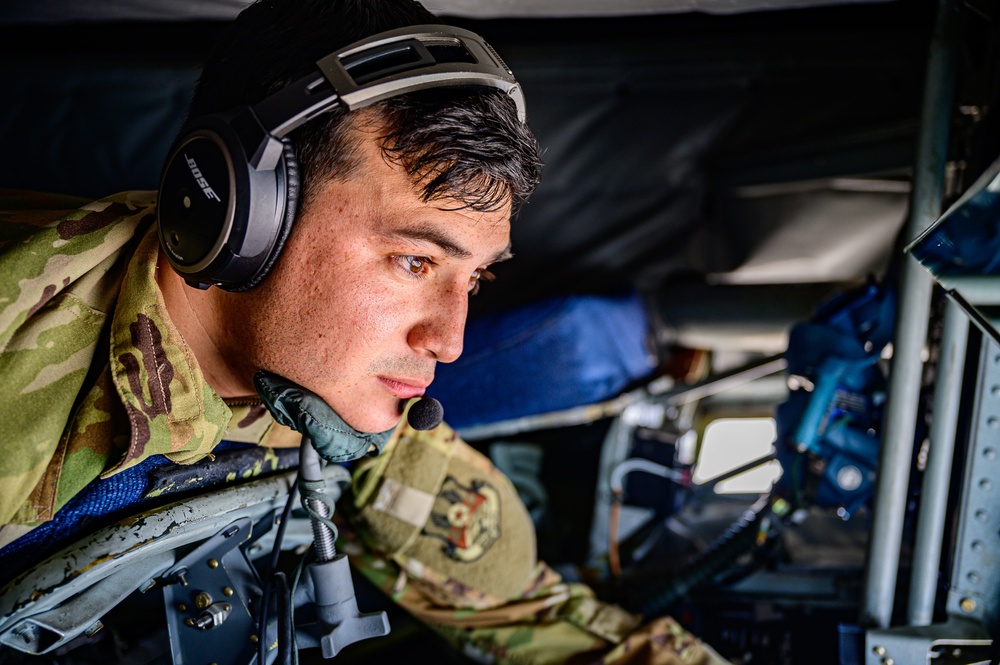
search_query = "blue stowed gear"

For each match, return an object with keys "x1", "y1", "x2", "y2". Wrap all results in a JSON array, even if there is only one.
[
  {"x1": 253, "y1": 370, "x2": 395, "y2": 463},
  {"x1": 773, "y1": 279, "x2": 896, "y2": 518}
]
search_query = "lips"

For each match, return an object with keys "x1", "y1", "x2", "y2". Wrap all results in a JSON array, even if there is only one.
[{"x1": 378, "y1": 377, "x2": 430, "y2": 400}]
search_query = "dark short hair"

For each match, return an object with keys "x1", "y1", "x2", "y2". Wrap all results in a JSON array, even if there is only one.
[{"x1": 187, "y1": 0, "x2": 542, "y2": 215}]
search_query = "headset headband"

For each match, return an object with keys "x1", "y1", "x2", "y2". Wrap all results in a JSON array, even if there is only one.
[
  {"x1": 244, "y1": 24, "x2": 525, "y2": 171},
  {"x1": 263, "y1": 24, "x2": 524, "y2": 138}
]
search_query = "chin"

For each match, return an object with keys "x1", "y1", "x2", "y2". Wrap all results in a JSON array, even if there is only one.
[{"x1": 337, "y1": 402, "x2": 403, "y2": 434}]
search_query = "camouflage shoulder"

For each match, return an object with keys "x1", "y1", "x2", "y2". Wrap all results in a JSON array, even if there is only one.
[{"x1": 0, "y1": 190, "x2": 156, "y2": 351}]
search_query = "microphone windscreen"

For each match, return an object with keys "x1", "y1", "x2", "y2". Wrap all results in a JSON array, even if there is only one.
[{"x1": 407, "y1": 397, "x2": 443, "y2": 431}]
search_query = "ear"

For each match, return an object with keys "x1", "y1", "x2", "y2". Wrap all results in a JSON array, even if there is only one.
[{"x1": 157, "y1": 113, "x2": 299, "y2": 292}]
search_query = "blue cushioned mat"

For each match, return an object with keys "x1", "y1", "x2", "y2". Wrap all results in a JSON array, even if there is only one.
[{"x1": 426, "y1": 290, "x2": 656, "y2": 430}]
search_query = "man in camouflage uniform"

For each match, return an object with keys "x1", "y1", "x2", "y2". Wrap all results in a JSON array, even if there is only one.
[{"x1": 0, "y1": 0, "x2": 730, "y2": 663}]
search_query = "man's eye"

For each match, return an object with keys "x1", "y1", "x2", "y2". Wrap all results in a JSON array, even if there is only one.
[
  {"x1": 396, "y1": 255, "x2": 431, "y2": 276},
  {"x1": 468, "y1": 268, "x2": 495, "y2": 296}
]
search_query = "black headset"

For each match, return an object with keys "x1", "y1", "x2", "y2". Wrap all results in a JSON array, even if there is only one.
[{"x1": 157, "y1": 24, "x2": 526, "y2": 292}]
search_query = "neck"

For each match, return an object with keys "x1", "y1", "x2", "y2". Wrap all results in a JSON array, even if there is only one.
[{"x1": 155, "y1": 254, "x2": 255, "y2": 399}]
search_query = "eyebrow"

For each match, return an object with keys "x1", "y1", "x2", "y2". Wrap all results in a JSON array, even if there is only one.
[{"x1": 385, "y1": 224, "x2": 514, "y2": 264}]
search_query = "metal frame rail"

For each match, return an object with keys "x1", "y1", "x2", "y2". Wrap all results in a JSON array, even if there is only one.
[{"x1": 861, "y1": 0, "x2": 999, "y2": 662}]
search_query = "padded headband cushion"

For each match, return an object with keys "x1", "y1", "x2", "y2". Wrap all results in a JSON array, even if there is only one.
[{"x1": 228, "y1": 138, "x2": 301, "y2": 292}]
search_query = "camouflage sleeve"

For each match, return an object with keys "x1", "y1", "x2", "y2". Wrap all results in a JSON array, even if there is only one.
[
  {"x1": 341, "y1": 418, "x2": 733, "y2": 664},
  {"x1": 339, "y1": 528, "x2": 732, "y2": 665},
  {"x1": 0, "y1": 192, "x2": 153, "y2": 526}
]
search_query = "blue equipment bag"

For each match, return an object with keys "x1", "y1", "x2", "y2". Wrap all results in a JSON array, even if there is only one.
[
  {"x1": 774, "y1": 280, "x2": 896, "y2": 518},
  {"x1": 426, "y1": 290, "x2": 658, "y2": 431}
]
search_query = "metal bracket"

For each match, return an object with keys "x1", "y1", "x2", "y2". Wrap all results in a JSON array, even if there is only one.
[
  {"x1": 0, "y1": 552, "x2": 174, "y2": 655},
  {"x1": 865, "y1": 618, "x2": 991, "y2": 665},
  {"x1": 163, "y1": 517, "x2": 261, "y2": 665}
]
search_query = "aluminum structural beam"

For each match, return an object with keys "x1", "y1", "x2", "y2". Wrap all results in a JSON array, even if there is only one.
[
  {"x1": 860, "y1": 0, "x2": 960, "y2": 631},
  {"x1": 907, "y1": 297, "x2": 970, "y2": 626},
  {"x1": 865, "y1": 334, "x2": 1000, "y2": 665}
]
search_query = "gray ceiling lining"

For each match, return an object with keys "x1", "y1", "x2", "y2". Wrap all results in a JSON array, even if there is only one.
[{"x1": 0, "y1": 0, "x2": 898, "y2": 23}]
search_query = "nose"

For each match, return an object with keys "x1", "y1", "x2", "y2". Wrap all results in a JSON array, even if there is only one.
[{"x1": 408, "y1": 281, "x2": 468, "y2": 363}]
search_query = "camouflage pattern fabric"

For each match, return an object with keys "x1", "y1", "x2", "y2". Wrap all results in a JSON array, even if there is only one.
[
  {"x1": 338, "y1": 521, "x2": 730, "y2": 665},
  {"x1": 0, "y1": 190, "x2": 297, "y2": 530},
  {"x1": 343, "y1": 422, "x2": 732, "y2": 665},
  {"x1": 352, "y1": 417, "x2": 538, "y2": 607}
]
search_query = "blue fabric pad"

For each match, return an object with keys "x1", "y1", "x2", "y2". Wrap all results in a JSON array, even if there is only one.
[{"x1": 426, "y1": 290, "x2": 657, "y2": 430}]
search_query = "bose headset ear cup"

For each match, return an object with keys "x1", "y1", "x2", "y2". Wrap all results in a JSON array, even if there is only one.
[
  {"x1": 157, "y1": 114, "x2": 244, "y2": 284},
  {"x1": 228, "y1": 138, "x2": 300, "y2": 292},
  {"x1": 158, "y1": 112, "x2": 294, "y2": 292}
]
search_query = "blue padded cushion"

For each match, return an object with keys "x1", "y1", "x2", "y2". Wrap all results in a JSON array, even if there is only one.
[{"x1": 426, "y1": 290, "x2": 656, "y2": 430}]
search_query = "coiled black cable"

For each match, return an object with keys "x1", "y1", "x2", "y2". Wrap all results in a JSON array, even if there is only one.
[
  {"x1": 275, "y1": 571, "x2": 293, "y2": 665},
  {"x1": 626, "y1": 495, "x2": 773, "y2": 618},
  {"x1": 257, "y1": 477, "x2": 300, "y2": 665}
]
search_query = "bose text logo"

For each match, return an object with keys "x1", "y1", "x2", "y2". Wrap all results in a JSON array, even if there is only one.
[{"x1": 185, "y1": 154, "x2": 221, "y2": 202}]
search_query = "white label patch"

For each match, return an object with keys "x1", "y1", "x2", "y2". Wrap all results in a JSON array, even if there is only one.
[{"x1": 372, "y1": 477, "x2": 435, "y2": 528}]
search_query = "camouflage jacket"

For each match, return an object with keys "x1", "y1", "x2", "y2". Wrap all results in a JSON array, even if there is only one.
[{"x1": 0, "y1": 189, "x2": 297, "y2": 529}]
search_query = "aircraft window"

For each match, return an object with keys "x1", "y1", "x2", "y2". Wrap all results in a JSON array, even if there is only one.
[{"x1": 692, "y1": 417, "x2": 783, "y2": 494}]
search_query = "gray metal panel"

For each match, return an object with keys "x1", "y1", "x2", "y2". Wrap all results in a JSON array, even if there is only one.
[{"x1": 945, "y1": 337, "x2": 1000, "y2": 629}]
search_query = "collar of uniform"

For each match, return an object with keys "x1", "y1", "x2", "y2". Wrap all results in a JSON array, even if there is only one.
[
  {"x1": 225, "y1": 401, "x2": 303, "y2": 448},
  {"x1": 104, "y1": 221, "x2": 231, "y2": 476}
]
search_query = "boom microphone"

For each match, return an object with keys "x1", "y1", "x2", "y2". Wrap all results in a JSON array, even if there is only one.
[{"x1": 407, "y1": 397, "x2": 443, "y2": 431}]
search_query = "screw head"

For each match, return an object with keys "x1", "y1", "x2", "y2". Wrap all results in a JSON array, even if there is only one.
[{"x1": 836, "y1": 465, "x2": 863, "y2": 491}]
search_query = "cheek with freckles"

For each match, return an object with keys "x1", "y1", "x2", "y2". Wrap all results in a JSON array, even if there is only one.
[{"x1": 289, "y1": 265, "x2": 418, "y2": 388}]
